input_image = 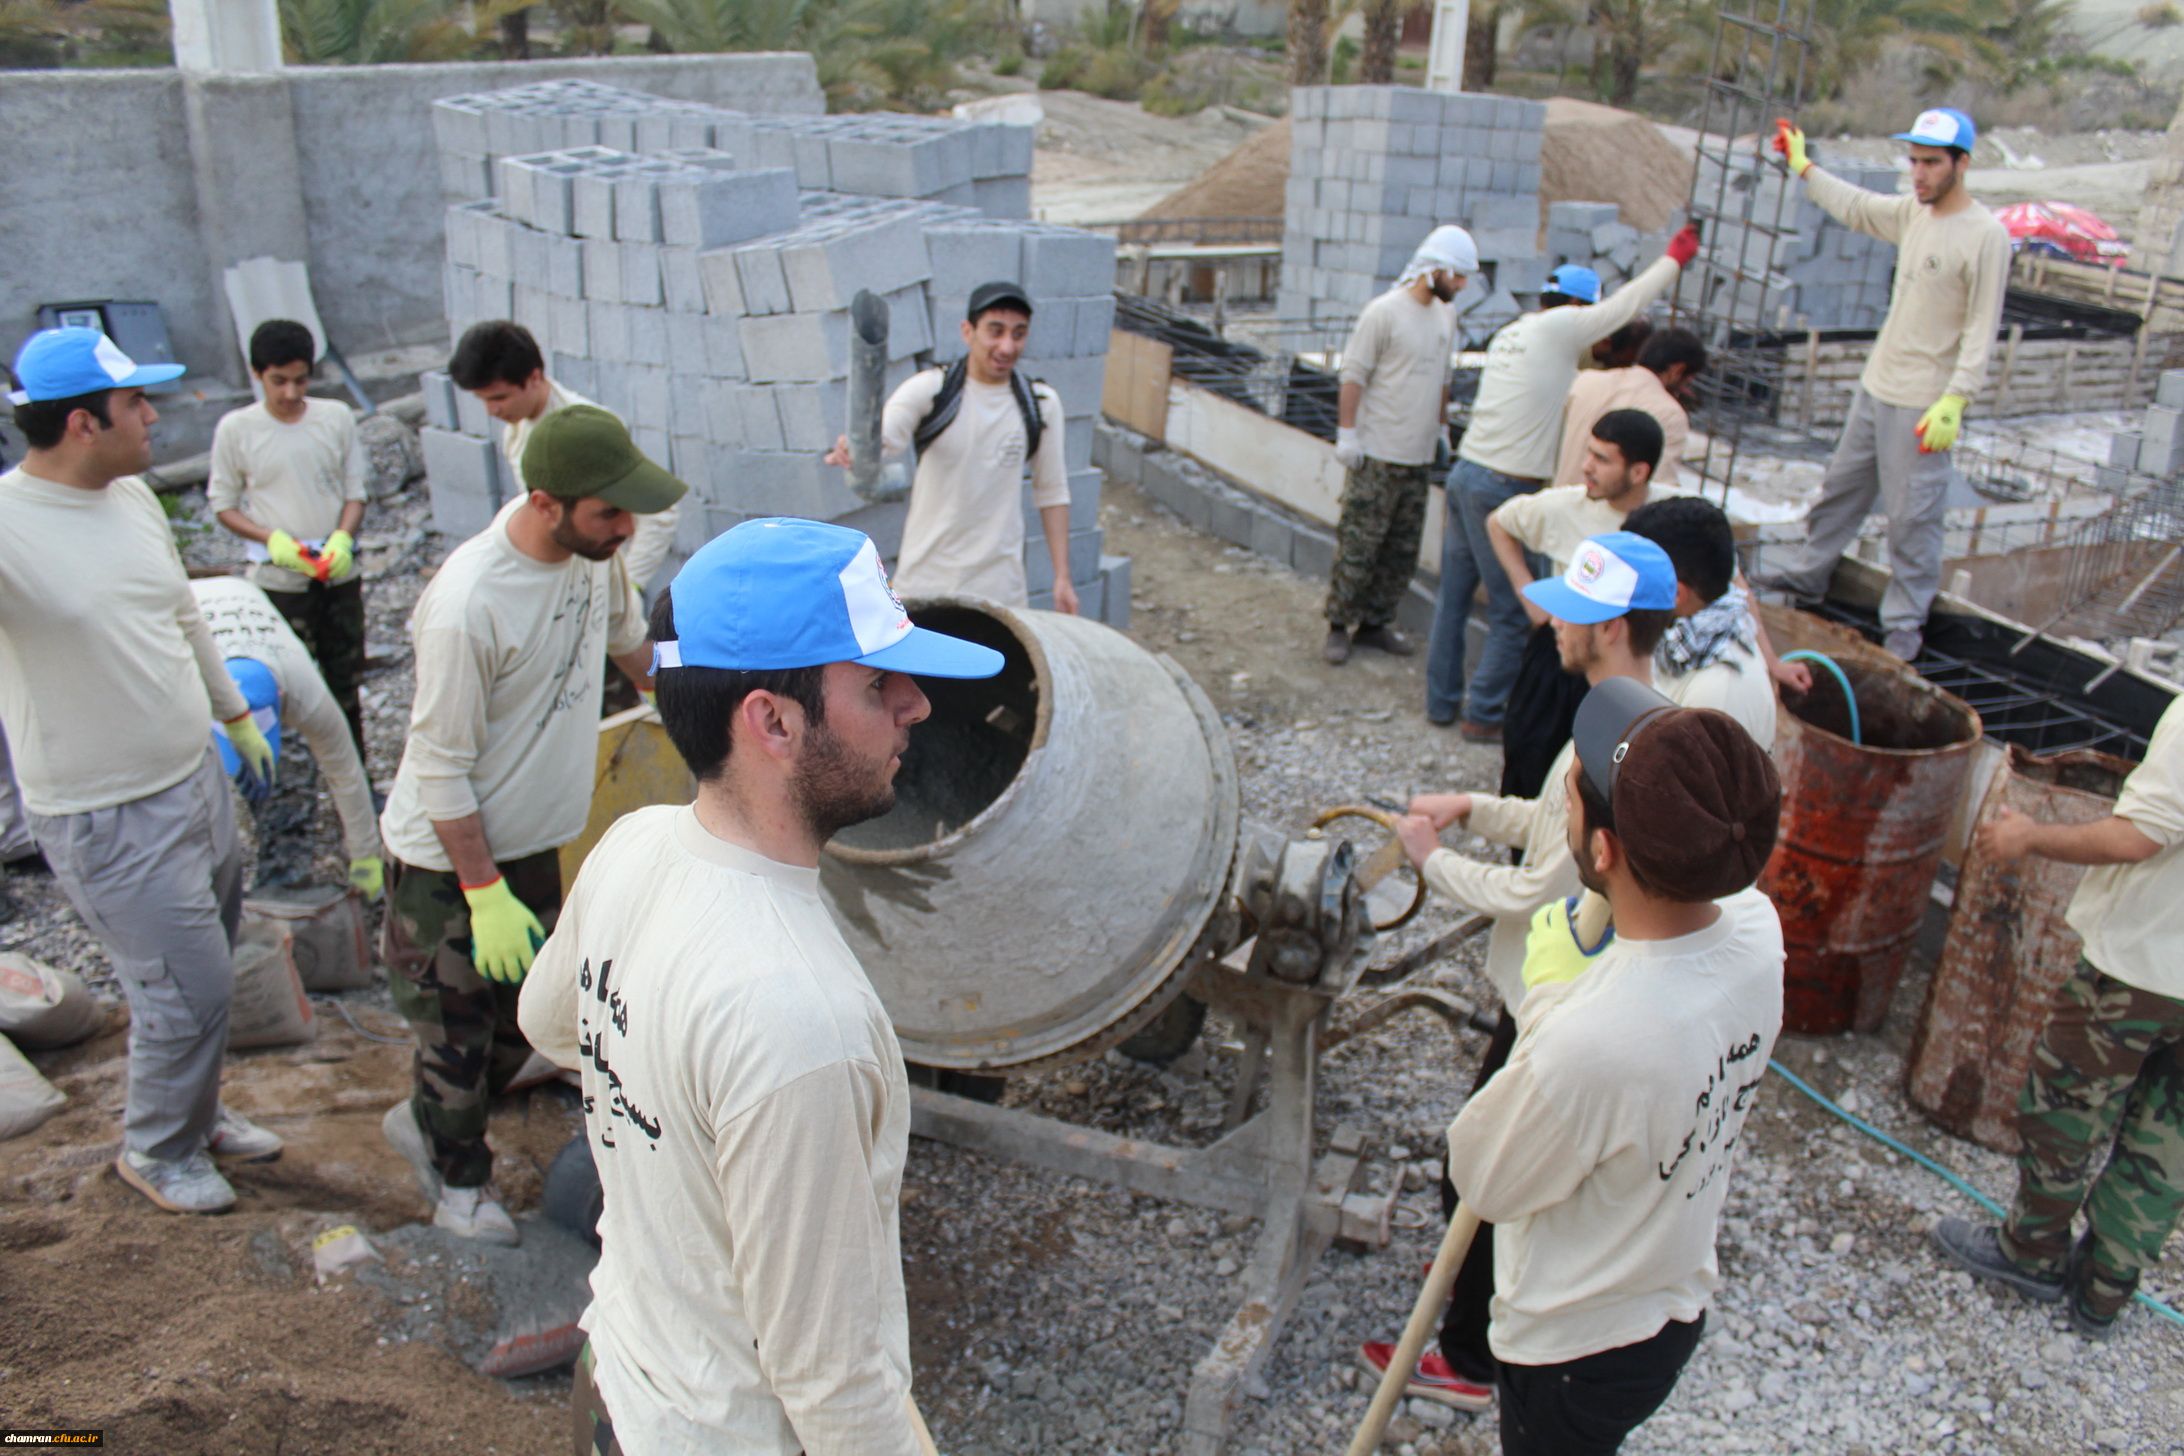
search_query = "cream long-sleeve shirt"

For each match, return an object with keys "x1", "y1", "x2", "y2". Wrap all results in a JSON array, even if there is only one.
[
  {"x1": 1552, "y1": 365, "x2": 1688, "y2": 490},
  {"x1": 501, "y1": 377, "x2": 680, "y2": 592},
  {"x1": 1490, "y1": 484, "x2": 1639, "y2": 575},
  {"x1": 1459, "y1": 256, "x2": 1681, "y2": 482},
  {"x1": 0, "y1": 468, "x2": 249, "y2": 815},
  {"x1": 881, "y1": 368, "x2": 1067, "y2": 606},
  {"x1": 2067, "y1": 694, "x2": 2184, "y2": 999},
  {"x1": 1423, "y1": 736, "x2": 1583, "y2": 1010},
  {"x1": 1340, "y1": 286, "x2": 1459, "y2": 466},
  {"x1": 518, "y1": 806, "x2": 921, "y2": 1456},
  {"x1": 208, "y1": 398, "x2": 367, "y2": 593},
  {"x1": 191, "y1": 576, "x2": 381, "y2": 861},
  {"x1": 1447, "y1": 886, "x2": 1785, "y2": 1366},
  {"x1": 1801, "y1": 166, "x2": 2011, "y2": 409},
  {"x1": 378, "y1": 498, "x2": 646, "y2": 870}
]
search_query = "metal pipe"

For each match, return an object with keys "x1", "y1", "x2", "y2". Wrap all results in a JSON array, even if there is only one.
[{"x1": 845, "y1": 288, "x2": 908, "y2": 503}]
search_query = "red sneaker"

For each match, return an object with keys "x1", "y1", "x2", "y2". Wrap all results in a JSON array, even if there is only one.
[{"x1": 1356, "y1": 1341, "x2": 1494, "y2": 1411}]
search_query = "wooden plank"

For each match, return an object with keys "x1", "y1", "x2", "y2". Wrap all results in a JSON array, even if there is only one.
[
  {"x1": 1102, "y1": 329, "x2": 1174, "y2": 441},
  {"x1": 1995, "y1": 323, "x2": 2024, "y2": 413}
]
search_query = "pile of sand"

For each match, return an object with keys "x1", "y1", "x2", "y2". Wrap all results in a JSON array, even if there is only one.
[
  {"x1": 1132, "y1": 96, "x2": 1696, "y2": 235},
  {"x1": 1538, "y1": 95, "x2": 1694, "y2": 232}
]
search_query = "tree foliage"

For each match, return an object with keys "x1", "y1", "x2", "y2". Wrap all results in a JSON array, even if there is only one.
[{"x1": 278, "y1": 0, "x2": 472, "y2": 63}]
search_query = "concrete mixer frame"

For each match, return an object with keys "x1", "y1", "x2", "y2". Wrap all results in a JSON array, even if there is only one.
[{"x1": 912, "y1": 937, "x2": 1392, "y2": 1455}]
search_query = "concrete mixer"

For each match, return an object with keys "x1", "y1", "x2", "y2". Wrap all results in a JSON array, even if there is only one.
[{"x1": 556, "y1": 598, "x2": 1455, "y2": 1455}]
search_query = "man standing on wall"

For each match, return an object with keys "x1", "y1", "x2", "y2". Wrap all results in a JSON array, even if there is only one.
[
  {"x1": 0, "y1": 328, "x2": 283, "y2": 1214},
  {"x1": 520, "y1": 517, "x2": 1001, "y2": 1455},
  {"x1": 1321, "y1": 225, "x2": 1477, "y2": 665},
  {"x1": 826, "y1": 281, "x2": 1077, "y2": 613},
  {"x1": 377, "y1": 406, "x2": 682, "y2": 1244},
  {"x1": 449, "y1": 320, "x2": 681, "y2": 592},
  {"x1": 1427, "y1": 225, "x2": 1699, "y2": 736},
  {"x1": 1762, "y1": 109, "x2": 2010, "y2": 661},
  {"x1": 1936, "y1": 692, "x2": 2183, "y2": 1340}
]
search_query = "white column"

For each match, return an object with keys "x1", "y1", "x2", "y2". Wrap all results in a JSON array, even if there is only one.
[
  {"x1": 1424, "y1": 0, "x2": 1469, "y2": 94},
  {"x1": 168, "y1": 0, "x2": 283, "y2": 72}
]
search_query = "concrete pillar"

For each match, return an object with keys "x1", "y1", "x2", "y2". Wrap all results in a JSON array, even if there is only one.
[
  {"x1": 169, "y1": 0, "x2": 283, "y2": 72},
  {"x1": 1424, "y1": 0, "x2": 1469, "y2": 93},
  {"x1": 181, "y1": 74, "x2": 311, "y2": 383}
]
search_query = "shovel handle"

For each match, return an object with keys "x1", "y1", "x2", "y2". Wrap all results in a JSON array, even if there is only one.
[{"x1": 1345, "y1": 1202, "x2": 1483, "y2": 1455}]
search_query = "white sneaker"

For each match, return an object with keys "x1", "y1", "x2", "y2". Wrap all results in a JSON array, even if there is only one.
[
  {"x1": 206, "y1": 1104, "x2": 283, "y2": 1163},
  {"x1": 116, "y1": 1148, "x2": 237, "y2": 1214},
  {"x1": 1883, "y1": 627, "x2": 1924, "y2": 662},
  {"x1": 435, "y1": 1184, "x2": 520, "y2": 1245},
  {"x1": 382, "y1": 1099, "x2": 442, "y2": 1203}
]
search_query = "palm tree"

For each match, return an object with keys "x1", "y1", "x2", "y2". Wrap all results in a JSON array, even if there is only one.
[
  {"x1": 1289, "y1": 0, "x2": 1329, "y2": 84},
  {"x1": 277, "y1": 0, "x2": 469, "y2": 62},
  {"x1": 1359, "y1": 0, "x2": 1401, "y2": 82}
]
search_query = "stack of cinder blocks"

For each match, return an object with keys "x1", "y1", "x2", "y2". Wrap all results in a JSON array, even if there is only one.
[
  {"x1": 1280, "y1": 84, "x2": 1548, "y2": 347},
  {"x1": 1690, "y1": 148, "x2": 1899, "y2": 330},
  {"x1": 2101, "y1": 369, "x2": 2184, "y2": 487},
  {"x1": 418, "y1": 80, "x2": 1124, "y2": 622},
  {"x1": 1541, "y1": 201, "x2": 1672, "y2": 298}
]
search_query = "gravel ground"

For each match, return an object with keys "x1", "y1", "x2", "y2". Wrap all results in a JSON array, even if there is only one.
[{"x1": 4, "y1": 465, "x2": 2180, "y2": 1454}]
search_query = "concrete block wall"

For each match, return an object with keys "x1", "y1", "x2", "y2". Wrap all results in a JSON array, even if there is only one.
[
  {"x1": 1690, "y1": 148, "x2": 1899, "y2": 330},
  {"x1": 425, "y1": 80, "x2": 1124, "y2": 622}
]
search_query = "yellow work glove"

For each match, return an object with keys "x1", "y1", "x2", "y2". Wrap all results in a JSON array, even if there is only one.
[
  {"x1": 223, "y1": 712, "x2": 277, "y2": 796},
  {"x1": 265, "y1": 529, "x2": 314, "y2": 576},
  {"x1": 321, "y1": 529, "x2": 355, "y2": 581},
  {"x1": 1772, "y1": 118, "x2": 1810, "y2": 177},
  {"x1": 461, "y1": 875, "x2": 546, "y2": 984},
  {"x1": 347, "y1": 855, "x2": 385, "y2": 900},
  {"x1": 1915, "y1": 393, "x2": 1966, "y2": 454},
  {"x1": 639, "y1": 687, "x2": 657, "y2": 711}
]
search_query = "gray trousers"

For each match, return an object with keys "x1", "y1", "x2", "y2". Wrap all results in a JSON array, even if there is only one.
[
  {"x1": 1773, "y1": 385, "x2": 1955, "y2": 633},
  {"x1": 29, "y1": 749, "x2": 242, "y2": 1161}
]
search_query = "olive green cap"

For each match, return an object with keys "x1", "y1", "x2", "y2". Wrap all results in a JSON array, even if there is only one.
[{"x1": 520, "y1": 404, "x2": 687, "y2": 514}]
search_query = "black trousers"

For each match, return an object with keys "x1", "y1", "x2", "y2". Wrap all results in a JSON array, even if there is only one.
[
  {"x1": 1439, "y1": 1007, "x2": 1519, "y2": 1383},
  {"x1": 1499, "y1": 623, "x2": 1587, "y2": 800},
  {"x1": 270, "y1": 574, "x2": 367, "y2": 758},
  {"x1": 1497, "y1": 1314, "x2": 1705, "y2": 1456}
]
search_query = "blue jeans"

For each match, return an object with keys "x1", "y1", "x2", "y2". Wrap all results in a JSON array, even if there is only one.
[{"x1": 1426, "y1": 458, "x2": 1537, "y2": 725}]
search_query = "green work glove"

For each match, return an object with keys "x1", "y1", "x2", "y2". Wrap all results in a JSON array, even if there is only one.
[
  {"x1": 347, "y1": 855, "x2": 385, "y2": 900},
  {"x1": 1773, "y1": 118, "x2": 1810, "y2": 177},
  {"x1": 266, "y1": 529, "x2": 313, "y2": 576},
  {"x1": 322, "y1": 529, "x2": 356, "y2": 581},
  {"x1": 461, "y1": 875, "x2": 546, "y2": 984},
  {"x1": 223, "y1": 712, "x2": 277, "y2": 796},
  {"x1": 1915, "y1": 393, "x2": 1966, "y2": 454}
]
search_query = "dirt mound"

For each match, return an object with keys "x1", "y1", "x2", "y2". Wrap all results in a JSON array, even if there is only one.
[
  {"x1": 1136, "y1": 116, "x2": 1292, "y2": 221},
  {"x1": 1539, "y1": 95, "x2": 1694, "y2": 232}
]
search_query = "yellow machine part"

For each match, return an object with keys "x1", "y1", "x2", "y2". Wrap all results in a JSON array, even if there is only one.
[{"x1": 557, "y1": 706, "x2": 696, "y2": 888}]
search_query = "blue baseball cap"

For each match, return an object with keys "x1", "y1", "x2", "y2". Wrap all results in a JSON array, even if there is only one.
[
  {"x1": 1893, "y1": 107, "x2": 1975, "y2": 152},
  {"x1": 211, "y1": 657, "x2": 283, "y2": 779},
  {"x1": 1523, "y1": 531, "x2": 1677, "y2": 626},
  {"x1": 8, "y1": 327, "x2": 186, "y2": 406},
  {"x1": 655, "y1": 518, "x2": 1005, "y2": 678},
  {"x1": 1544, "y1": 264, "x2": 1602, "y2": 304}
]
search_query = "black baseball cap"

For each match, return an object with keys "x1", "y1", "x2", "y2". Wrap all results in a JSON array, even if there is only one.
[{"x1": 967, "y1": 280, "x2": 1034, "y2": 322}]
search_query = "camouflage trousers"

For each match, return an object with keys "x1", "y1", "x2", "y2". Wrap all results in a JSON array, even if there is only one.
[
  {"x1": 572, "y1": 1342, "x2": 623, "y2": 1456},
  {"x1": 2000, "y1": 957, "x2": 2184, "y2": 1319},
  {"x1": 271, "y1": 575, "x2": 368, "y2": 758},
  {"x1": 381, "y1": 849, "x2": 563, "y2": 1188},
  {"x1": 1326, "y1": 456, "x2": 1430, "y2": 631}
]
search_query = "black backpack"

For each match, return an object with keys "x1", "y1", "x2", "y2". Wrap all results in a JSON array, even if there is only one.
[{"x1": 912, "y1": 358, "x2": 1048, "y2": 459}]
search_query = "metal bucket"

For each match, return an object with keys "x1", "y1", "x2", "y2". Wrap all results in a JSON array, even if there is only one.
[
  {"x1": 1758, "y1": 607, "x2": 1983, "y2": 1035},
  {"x1": 821, "y1": 600, "x2": 1242, "y2": 1072},
  {"x1": 1905, "y1": 746, "x2": 2133, "y2": 1151}
]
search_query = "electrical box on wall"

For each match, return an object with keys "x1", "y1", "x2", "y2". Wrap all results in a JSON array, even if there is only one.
[{"x1": 36, "y1": 300, "x2": 179, "y2": 370}]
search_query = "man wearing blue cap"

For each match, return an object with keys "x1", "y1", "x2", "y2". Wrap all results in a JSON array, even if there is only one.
[
  {"x1": 1360, "y1": 531, "x2": 1681, "y2": 1413},
  {"x1": 1766, "y1": 108, "x2": 2011, "y2": 660},
  {"x1": 0, "y1": 328, "x2": 284, "y2": 1214},
  {"x1": 519, "y1": 517, "x2": 998, "y2": 1456},
  {"x1": 192, "y1": 575, "x2": 385, "y2": 898},
  {"x1": 1428, "y1": 225, "x2": 1699, "y2": 739},
  {"x1": 377, "y1": 403, "x2": 684, "y2": 1244}
]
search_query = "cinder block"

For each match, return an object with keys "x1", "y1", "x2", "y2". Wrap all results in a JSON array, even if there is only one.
[
  {"x1": 705, "y1": 317, "x2": 746, "y2": 378},
  {"x1": 589, "y1": 300, "x2": 632, "y2": 362},
  {"x1": 1029, "y1": 356, "x2": 1106, "y2": 415},
  {"x1": 659, "y1": 167, "x2": 799, "y2": 250},
  {"x1": 1022, "y1": 230, "x2": 1116, "y2": 299},
  {"x1": 627, "y1": 366, "x2": 671, "y2": 432},
  {"x1": 739, "y1": 312, "x2": 850, "y2": 383},
  {"x1": 924, "y1": 222, "x2": 1025, "y2": 296},
  {"x1": 572, "y1": 170, "x2": 620, "y2": 240},
  {"x1": 1098, "y1": 553, "x2": 1131, "y2": 629},
  {"x1": 2139, "y1": 405, "x2": 2184, "y2": 473},
  {"x1": 1291, "y1": 521, "x2": 1336, "y2": 580},
  {"x1": 627, "y1": 306, "x2": 669, "y2": 368},
  {"x1": 2158, "y1": 370, "x2": 2184, "y2": 411},
  {"x1": 420, "y1": 427, "x2": 504, "y2": 541},
  {"x1": 667, "y1": 310, "x2": 710, "y2": 375},
  {"x1": 772, "y1": 379, "x2": 847, "y2": 452},
  {"x1": 2110, "y1": 431, "x2": 2143, "y2": 470},
  {"x1": 660, "y1": 246, "x2": 705, "y2": 313},
  {"x1": 419, "y1": 370, "x2": 459, "y2": 432},
  {"x1": 1250, "y1": 504, "x2": 1294, "y2": 564},
  {"x1": 781, "y1": 214, "x2": 936, "y2": 313},
  {"x1": 829, "y1": 130, "x2": 975, "y2": 198},
  {"x1": 623, "y1": 243, "x2": 664, "y2": 308},
  {"x1": 546, "y1": 233, "x2": 584, "y2": 298},
  {"x1": 973, "y1": 175, "x2": 1033, "y2": 220},
  {"x1": 733, "y1": 244, "x2": 794, "y2": 316},
  {"x1": 454, "y1": 383, "x2": 493, "y2": 438},
  {"x1": 582, "y1": 238, "x2": 623, "y2": 305},
  {"x1": 729, "y1": 385, "x2": 786, "y2": 451}
]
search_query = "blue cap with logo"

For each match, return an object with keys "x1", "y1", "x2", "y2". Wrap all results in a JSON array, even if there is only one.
[
  {"x1": 1544, "y1": 264, "x2": 1602, "y2": 304},
  {"x1": 1892, "y1": 107, "x2": 1975, "y2": 152},
  {"x1": 212, "y1": 657, "x2": 283, "y2": 779},
  {"x1": 8, "y1": 328, "x2": 186, "y2": 407},
  {"x1": 1522, "y1": 531, "x2": 1678, "y2": 626},
  {"x1": 654, "y1": 518, "x2": 1006, "y2": 679}
]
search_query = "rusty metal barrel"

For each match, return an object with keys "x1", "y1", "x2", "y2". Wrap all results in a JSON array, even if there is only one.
[
  {"x1": 1906, "y1": 747, "x2": 2133, "y2": 1151},
  {"x1": 1757, "y1": 608, "x2": 1983, "y2": 1035}
]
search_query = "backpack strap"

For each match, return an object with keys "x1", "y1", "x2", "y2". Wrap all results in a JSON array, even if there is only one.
[
  {"x1": 910, "y1": 359, "x2": 968, "y2": 454},
  {"x1": 1013, "y1": 372, "x2": 1048, "y2": 460}
]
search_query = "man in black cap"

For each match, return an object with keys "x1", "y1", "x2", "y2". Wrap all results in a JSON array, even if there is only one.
[
  {"x1": 1439, "y1": 681, "x2": 1786, "y2": 1455},
  {"x1": 826, "y1": 281, "x2": 1076, "y2": 613}
]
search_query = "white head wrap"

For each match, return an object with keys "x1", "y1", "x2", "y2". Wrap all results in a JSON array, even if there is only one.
[{"x1": 1397, "y1": 224, "x2": 1481, "y2": 287}]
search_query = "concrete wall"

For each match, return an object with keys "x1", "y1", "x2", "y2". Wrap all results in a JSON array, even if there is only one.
[{"x1": 0, "y1": 54, "x2": 821, "y2": 387}]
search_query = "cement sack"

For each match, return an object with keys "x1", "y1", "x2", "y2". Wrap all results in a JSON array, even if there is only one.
[
  {"x1": 0, "y1": 953, "x2": 105, "y2": 1050},
  {"x1": 229, "y1": 915, "x2": 315, "y2": 1050},
  {"x1": 244, "y1": 888, "x2": 373, "y2": 992},
  {"x1": 0, "y1": 1032, "x2": 65, "y2": 1140}
]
